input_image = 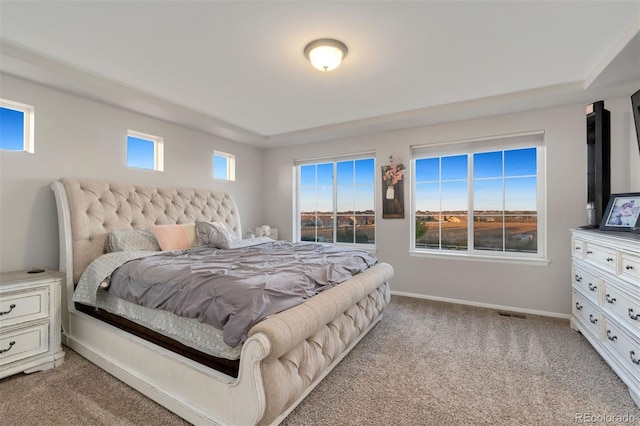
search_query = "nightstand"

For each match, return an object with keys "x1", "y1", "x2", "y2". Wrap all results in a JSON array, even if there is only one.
[{"x1": 0, "y1": 269, "x2": 65, "y2": 378}]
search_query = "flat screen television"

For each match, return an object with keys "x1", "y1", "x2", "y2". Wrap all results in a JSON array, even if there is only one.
[{"x1": 632, "y1": 89, "x2": 640, "y2": 154}]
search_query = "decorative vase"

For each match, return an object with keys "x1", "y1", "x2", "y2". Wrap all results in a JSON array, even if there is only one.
[{"x1": 386, "y1": 185, "x2": 395, "y2": 200}]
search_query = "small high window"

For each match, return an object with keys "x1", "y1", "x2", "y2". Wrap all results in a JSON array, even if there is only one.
[
  {"x1": 0, "y1": 99, "x2": 34, "y2": 153},
  {"x1": 213, "y1": 151, "x2": 235, "y2": 181},
  {"x1": 127, "y1": 130, "x2": 164, "y2": 171}
]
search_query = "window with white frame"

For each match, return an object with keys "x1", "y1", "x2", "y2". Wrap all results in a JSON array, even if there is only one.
[
  {"x1": 0, "y1": 99, "x2": 34, "y2": 153},
  {"x1": 213, "y1": 151, "x2": 235, "y2": 181},
  {"x1": 127, "y1": 130, "x2": 164, "y2": 171},
  {"x1": 296, "y1": 154, "x2": 375, "y2": 246},
  {"x1": 411, "y1": 131, "x2": 545, "y2": 261}
]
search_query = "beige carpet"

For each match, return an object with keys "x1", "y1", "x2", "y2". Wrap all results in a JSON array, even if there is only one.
[{"x1": 2, "y1": 295, "x2": 639, "y2": 425}]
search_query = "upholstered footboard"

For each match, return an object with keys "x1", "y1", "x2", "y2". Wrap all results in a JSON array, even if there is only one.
[{"x1": 249, "y1": 262, "x2": 393, "y2": 425}]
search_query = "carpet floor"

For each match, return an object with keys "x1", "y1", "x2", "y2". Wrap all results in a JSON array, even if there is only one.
[{"x1": 2, "y1": 295, "x2": 639, "y2": 425}]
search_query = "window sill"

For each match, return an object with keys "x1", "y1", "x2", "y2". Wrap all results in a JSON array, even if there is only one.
[{"x1": 409, "y1": 250, "x2": 550, "y2": 266}]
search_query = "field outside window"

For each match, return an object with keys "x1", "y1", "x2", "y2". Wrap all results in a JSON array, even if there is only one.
[
  {"x1": 412, "y1": 132, "x2": 544, "y2": 260},
  {"x1": 298, "y1": 157, "x2": 375, "y2": 246}
]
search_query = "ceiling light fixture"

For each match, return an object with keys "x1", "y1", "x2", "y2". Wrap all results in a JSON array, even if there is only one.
[{"x1": 304, "y1": 38, "x2": 348, "y2": 72}]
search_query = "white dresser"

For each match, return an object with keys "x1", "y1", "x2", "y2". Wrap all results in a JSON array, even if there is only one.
[
  {"x1": 0, "y1": 269, "x2": 65, "y2": 378},
  {"x1": 571, "y1": 228, "x2": 640, "y2": 404}
]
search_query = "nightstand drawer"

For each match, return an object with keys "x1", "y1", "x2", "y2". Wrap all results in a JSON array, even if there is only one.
[
  {"x1": 0, "y1": 323, "x2": 49, "y2": 366},
  {"x1": 0, "y1": 287, "x2": 49, "y2": 328}
]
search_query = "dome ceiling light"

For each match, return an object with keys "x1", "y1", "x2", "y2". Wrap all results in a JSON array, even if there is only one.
[{"x1": 304, "y1": 38, "x2": 348, "y2": 72}]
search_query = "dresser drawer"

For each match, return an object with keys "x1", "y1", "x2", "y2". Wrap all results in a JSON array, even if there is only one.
[
  {"x1": 603, "y1": 318, "x2": 640, "y2": 382},
  {"x1": 0, "y1": 323, "x2": 49, "y2": 366},
  {"x1": 572, "y1": 237, "x2": 585, "y2": 258},
  {"x1": 604, "y1": 282, "x2": 640, "y2": 332},
  {"x1": 0, "y1": 287, "x2": 49, "y2": 328},
  {"x1": 585, "y1": 243, "x2": 617, "y2": 273},
  {"x1": 572, "y1": 265, "x2": 600, "y2": 304},
  {"x1": 573, "y1": 290, "x2": 600, "y2": 338},
  {"x1": 621, "y1": 252, "x2": 640, "y2": 283}
]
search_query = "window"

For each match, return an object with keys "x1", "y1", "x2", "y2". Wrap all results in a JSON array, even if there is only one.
[
  {"x1": 412, "y1": 131, "x2": 545, "y2": 261},
  {"x1": 127, "y1": 130, "x2": 164, "y2": 171},
  {"x1": 296, "y1": 154, "x2": 375, "y2": 246},
  {"x1": 213, "y1": 151, "x2": 235, "y2": 181},
  {"x1": 0, "y1": 99, "x2": 34, "y2": 153}
]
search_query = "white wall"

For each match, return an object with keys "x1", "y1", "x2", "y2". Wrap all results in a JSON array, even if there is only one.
[
  {"x1": 2, "y1": 71, "x2": 636, "y2": 317},
  {"x1": 0, "y1": 74, "x2": 265, "y2": 272},
  {"x1": 607, "y1": 96, "x2": 640, "y2": 193},
  {"x1": 263, "y1": 96, "x2": 639, "y2": 316}
]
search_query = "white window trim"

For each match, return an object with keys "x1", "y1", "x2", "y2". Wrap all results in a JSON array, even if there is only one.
[
  {"x1": 127, "y1": 130, "x2": 164, "y2": 171},
  {"x1": 213, "y1": 150, "x2": 236, "y2": 181},
  {"x1": 1, "y1": 98, "x2": 34, "y2": 153},
  {"x1": 294, "y1": 151, "x2": 376, "y2": 247},
  {"x1": 410, "y1": 130, "x2": 547, "y2": 264}
]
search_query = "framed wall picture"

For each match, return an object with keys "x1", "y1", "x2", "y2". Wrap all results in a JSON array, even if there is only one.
[
  {"x1": 599, "y1": 193, "x2": 640, "y2": 232},
  {"x1": 381, "y1": 157, "x2": 405, "y2": 219}
]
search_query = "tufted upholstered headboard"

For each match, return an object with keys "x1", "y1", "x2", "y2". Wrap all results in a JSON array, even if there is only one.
[{"x1": 52, "y1": 178, "x2": 242, "y2": 284}]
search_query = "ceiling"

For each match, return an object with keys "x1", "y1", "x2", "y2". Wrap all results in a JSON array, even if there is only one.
[{"x1": 1, "y1": 1, "x2": 639, "y2": 148}]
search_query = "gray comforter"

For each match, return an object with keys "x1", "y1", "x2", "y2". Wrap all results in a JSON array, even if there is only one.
[{"x1": 108, "y1": 241, "x2": 378, "y2": 347}]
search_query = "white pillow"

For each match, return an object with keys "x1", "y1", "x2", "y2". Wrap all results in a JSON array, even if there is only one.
[
  {"x1": 225, "y1": 236, "x2": 273, "y2": 249},
  {"x1": 107, "y1": 229, "x2": 161, "y2": 252},
  {"x1": 196, "y1": 221, "x2": 239, "y2": 249}
]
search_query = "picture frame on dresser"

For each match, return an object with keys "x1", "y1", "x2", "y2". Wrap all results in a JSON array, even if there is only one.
[{"x1": 599, "y1": 193, "x2": 640, "y2": 232}]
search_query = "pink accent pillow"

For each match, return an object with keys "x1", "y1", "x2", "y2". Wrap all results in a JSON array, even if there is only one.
[{"x1": 151, "y1": 223, "x2": 197, "y2": 251}]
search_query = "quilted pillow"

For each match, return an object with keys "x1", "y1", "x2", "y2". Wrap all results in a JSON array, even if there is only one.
[
  {"x1": 151, "y1": 223, "x2": 198, "y2": 251},
  {"x1": 107, "y1": 229, "x2": 161, "y2": 252},
  {"x1": 196, "y1": 221, "x2": 239, "y2": 249}
]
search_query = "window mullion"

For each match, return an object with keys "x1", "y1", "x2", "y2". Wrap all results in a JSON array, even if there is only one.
[
  {"x1": 315, "y1": 167, "x2": 320, "y2": 243},
  {"x1": 333, "y1": 162, "x2": 337, "y2": 243},
  {"x1": 502, "y1": 151, "x2": 506, "y2": 252},
  {"x1": 468, "y1": 154, "x2": 474, "y2": 252},
  {"x1": 438, "y1": 158, "x2": 443, "y2": 250}
]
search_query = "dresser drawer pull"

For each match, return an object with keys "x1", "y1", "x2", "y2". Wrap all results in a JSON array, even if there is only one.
[
  {"x1": 0, "y1": 304, "x2": 16, "y2": 316},
  {"x1": 606, "y1": 294, "x2": 617, "y2": 304},
  {"x1": 575, "y1": 302, "x2": 583, "y2": 311},
  {"x1": 587, "y1": 250, "x2": 593, "y2": 254},
  {"x1": 588, "y1": 283, "x2": 597, "y2": 291},
  {"x1": 629, "y1": 309, "x2": 640, "y2": 320},
  {"x1": 607, "y1": 330, "x2": 618, "y2": 341},
  {"x1": 589, "y1": 314, "x2": 598, "y2": 324},
  {"x1": 626, "y1": 265, "x2": 635, "y2": 270},
  {"x1": 606, "y1": 257, "x2": 614, "y2": 262},
  {"x1": 0, "y1": 341, "x2": 16, "y2": 354},
  {"x1": 631, "y1": 351, "x2": 640, "y2": 365},
  {"x1": 575, "y1": 275, "x2": 582, "y2": 282},
  {"x1": 575, "y1": 246, "x2": 580, "y2": 250}
]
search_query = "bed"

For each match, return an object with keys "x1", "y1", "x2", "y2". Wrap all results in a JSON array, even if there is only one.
[{"x1": 51, "y1": 178, "x2": 393, "y2": 426}]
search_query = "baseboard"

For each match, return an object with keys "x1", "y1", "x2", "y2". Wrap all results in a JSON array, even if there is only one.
[{"x1": 390, "y1": 290, "x2": 571, "y2": 319}]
